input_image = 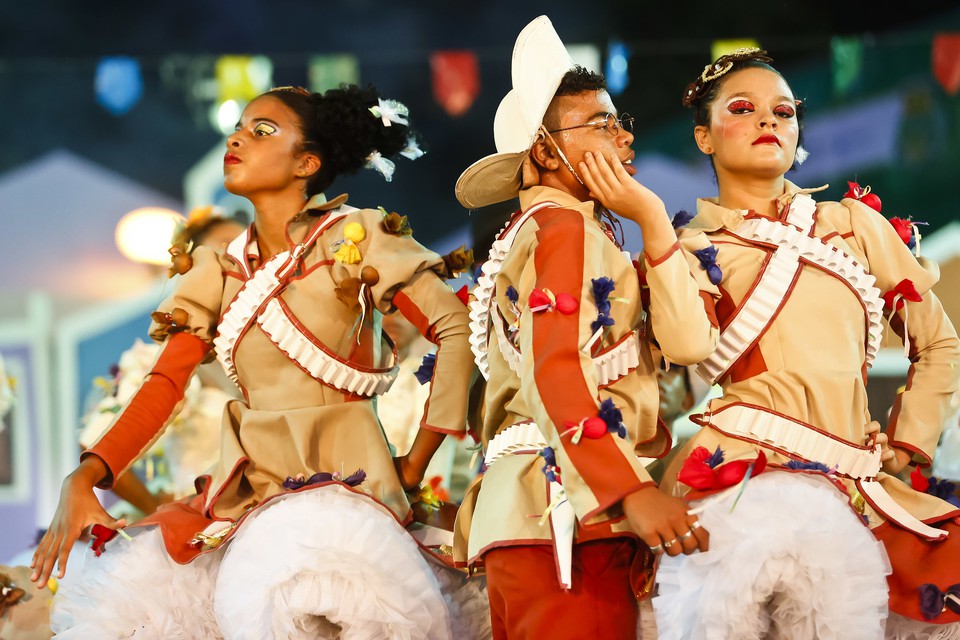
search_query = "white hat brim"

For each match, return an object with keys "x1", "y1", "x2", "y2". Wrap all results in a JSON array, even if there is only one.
[{"x1": 455, "y1": 150, "x2": 527, "y2": 209}]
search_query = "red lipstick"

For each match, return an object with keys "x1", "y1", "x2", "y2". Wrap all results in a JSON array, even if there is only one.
[
  {"x1": 224, "y1": 153, "x2": 242, "y2": 165},
  {"x1": 752, "y1": 135, "x2": 780, "y2": 146}
]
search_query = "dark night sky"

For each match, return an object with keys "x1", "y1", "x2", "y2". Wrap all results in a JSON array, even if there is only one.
[{"x1": 2, "y1": 1, "x2": 959, "y2": 245}]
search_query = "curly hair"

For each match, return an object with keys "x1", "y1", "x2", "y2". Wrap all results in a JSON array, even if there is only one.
[
  {"x1": 267, "y1": 85, "x2": 416, "y2": 196},
  {"x1": 555, "y1": 65, "x2": 607, "y2": 97}
]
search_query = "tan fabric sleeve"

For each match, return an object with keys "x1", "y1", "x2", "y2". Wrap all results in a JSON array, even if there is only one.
[
  {"x1": 642, "y1": 229, "x2": 721, "y2": 365},
  {"x1": 353, "y1": 208, "x2": 473, "y2": 435},
  {"x1": 148, "y1": 246, "x2": 227, "y2": 351},
  {"x1": 846, "y1": 199, "x2": 960, "y2": 465}
]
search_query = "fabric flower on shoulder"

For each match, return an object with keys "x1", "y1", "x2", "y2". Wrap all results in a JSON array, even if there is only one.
[
  {"x1": 843, "y1": 181, "x2": 882, "y2": 212},
  {"x1": 150, "y1": 307, "x2": 190, "y2": 338},
  {"x1": 441, "y1": 245, "x2": 475, "y2": 279},
  {"x1": 378, "y1": 206, "x2": 413, "y2": 236},
  {"x1": 888, "y1": 216, "x2": 928, "y2": 254},
  {"x1": 677, "y1": 445, "x2": 767, "y2": 491},
  {"x1": 0, "y1": 572, "x2": 26, "y2": 617}
]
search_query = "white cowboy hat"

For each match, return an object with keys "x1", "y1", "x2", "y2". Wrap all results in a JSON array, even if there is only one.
[{"x1": 455, "y1": 15, "x2": 575, "y2": 209}]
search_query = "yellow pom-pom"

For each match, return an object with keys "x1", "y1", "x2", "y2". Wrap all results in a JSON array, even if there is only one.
[
  {"x1": 47, "y1": 577, "x2": 59, "y2": 594},
  {"x1": 343, "y1": 222, "x2": 366, "y2": 244}
]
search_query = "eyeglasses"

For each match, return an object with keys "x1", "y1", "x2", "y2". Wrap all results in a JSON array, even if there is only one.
[{"x1": 547, "y1": 112, "x2": 634, "y2": 137}]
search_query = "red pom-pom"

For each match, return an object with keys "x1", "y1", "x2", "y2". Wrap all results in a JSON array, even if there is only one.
[
  {"x1": 844, "y1": 181, "x2": 882, "y2": 212},
  {"x1": 910, "y1": 466, "x2": 930, "y2": 493},
  {"x1": 555, "y1": 293, "x2": 579, "y2": 315},
  {"x1": 581, "y1": 417, "x2": 608, "y2": 439},
  {"x1": 860, "y1": 193, "x2": 882, "y2": 212},
  {"x1": 455, "y1": 285, "x2": 469, "y2": 306}
]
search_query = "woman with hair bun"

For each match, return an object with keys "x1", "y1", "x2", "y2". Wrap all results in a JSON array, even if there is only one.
[
  {"x1": 598, "y1": 49, "x2": 960, "y2": 638},
  {"x1": 31, "y1": 84, "x2": 479, "y2": 639}
]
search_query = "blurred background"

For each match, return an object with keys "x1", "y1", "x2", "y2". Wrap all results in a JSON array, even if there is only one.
[{"x1": 2, "y1": 0, "x2": 960, "y2": 560}]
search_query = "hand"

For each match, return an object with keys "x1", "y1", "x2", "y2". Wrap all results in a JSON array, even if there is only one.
[
  {"x1": 865, "y1": 420, "x2": 911, "y2": 475},
  {"x1": 622, "y1": 485, "x2": 709, "y2": 557},
  {"x1": 393, "y1": 455, "x2": 425, "y2": 493},
  {"x1": 578, "y1": 151, "x2": 666, "y2": 225},
  {"x1": 30, "y1": 457, "x2": 126, "y2": 587}
]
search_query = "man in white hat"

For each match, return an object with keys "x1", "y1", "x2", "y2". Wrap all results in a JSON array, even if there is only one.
[{"x1": 453, "y1": 15, "x2": 721, "y2": 638}]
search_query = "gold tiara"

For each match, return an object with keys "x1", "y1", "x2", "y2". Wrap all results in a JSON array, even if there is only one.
[{"x1": 682, "y1": 47, "x2": 774, "y2": 107}]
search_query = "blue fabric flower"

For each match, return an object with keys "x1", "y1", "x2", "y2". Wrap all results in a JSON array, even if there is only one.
[
  {"x1": 283, "y1": 469, "x2": 366, "y2": 490},
  {"x1": 590, "y1": 277, "x2": 616, "y2": 334},
  {"x1": 784, "y1": 460, "x2": 834, "y2": 474},
  {"x1": 598, "y1": 398, "x2": 626, "y2": 439},
  {"x1": 926, "y1": 476, "x2": 960, "y2": 508},
  {"x1": 414, "y1": 353, "x2": 437, "y2": 385},
  {"x1": 705, "y1": 445, "x2": 725, "y2": 468},
  {"x1": 671, "y1": 209, "x2": 695, "y2": 229},
  {"x1": 693, "y1": 245, "x2": 722, "y2": 285},
  {"x1": 540, "y1": 446, "x2": 559, "y2": 482},
  {"x1": 505, "y1": 285, "x2": 519, "y2": 304}
]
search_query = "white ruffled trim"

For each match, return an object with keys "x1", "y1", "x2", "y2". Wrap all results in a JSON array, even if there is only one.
[
  {"x1": 483, "y1": 421, "x2": 545, "y2": 466},
  {"x1": 51, "y1": 528, "x2": 224, "y2": 640},
  {"x1": 708, "y1": 403, "x2": 881, "y2": 479},
  {"x1": 213, "y1": 487, "x2": 454, "y2": 640},
  {"x1": 884, "y1": 613, "x2": 960, "y2": 640},
  {"x1": 697, "y1": 200, "x2": 884, "y2": 385},
  {"x1": 469, "y1": 202, "x2": 557, "y2": 381},
  {"x1": 653, "y1": 472, "x2": 891, "y2": 640},
  {"x1": 258, "y1": 299, "x2": 398, "y2": 397},
  {"x1": 214, "y1": 251, "x2": 288, "y2": 384}
]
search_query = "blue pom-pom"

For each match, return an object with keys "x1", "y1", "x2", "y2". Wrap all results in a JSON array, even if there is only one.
[
  {"x1": 598, "y1": 398, "x2": 625, "y2": 438},
  {"x1": 505, "y1": 285, "x2": 519, "y2": 304},
  {"x1": 706, "y1": 445, "x2": 725, "y2": 468},
  {"x1": 694, "y1": 245, "x2": 722, "y2": 285}
]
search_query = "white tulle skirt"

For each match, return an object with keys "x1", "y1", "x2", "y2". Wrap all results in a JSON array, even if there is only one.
[
  {"x1": 653, "y1": 472, "x2": 892, "y2": 640},
  {"x1": 51, "y1": 485, "x2": 488, "y2": 640}
]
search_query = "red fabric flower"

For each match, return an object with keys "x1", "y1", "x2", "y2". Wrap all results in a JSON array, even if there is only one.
[
  {"x1": 677, "y1": 446, "x2": 768, "y2": 490},
  {"x1": 888, "y1": 217, "x2": 914, "y2": 246},
  {"x1": 882, "y1": 279, "x2": 923, "y2": 312},
  {"x1": 455, "y1": 285, "x2": 470, "y2": 306},
  {"x1": 90, "y1": 524, "x2": 119, "y2": 557},
  {"x1": 911, "y1": 466, "x2": 931, "y2": 493},
  {"x1": 844, "y1": 181, "x2": 882, "y2": 212},
  {"x1": 528, "y1": 288, "x2": 554, "y2": 312}
]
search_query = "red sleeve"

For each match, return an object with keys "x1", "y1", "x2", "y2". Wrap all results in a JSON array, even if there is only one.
[{"x1": 83, "y1": 332, "x2": 211, "y2": 488}]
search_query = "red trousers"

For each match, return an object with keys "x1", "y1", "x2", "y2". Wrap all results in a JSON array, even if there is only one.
[{"x1": 484, "y1": 538, "x2": 640, "y2": 639}]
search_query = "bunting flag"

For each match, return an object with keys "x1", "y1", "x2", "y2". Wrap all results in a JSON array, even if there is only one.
[
  {"x1": 308, "y1": 54, "x2": 360, "y2": 93},
  {"x1": 605, "y1": 41, "x2": 630, "y2": 96},
  {"x1": 932, "y1": 33, "x2": 960, "y2": 95},
  {"x1": 831, "y1": 36, "x2": 863, "y2": 97},
  {"x1": 430, "y1": 50, "x2": 480, "y2": 117},
  {"x1": 711, "y1": 38, "x2": 761, "y2": 62},
  {"x1": 215, "y1": 55, "x2": 272, "y2": 104},
  {"x1": 95, "y1": 57, "x2": 143, "y2": 116}
]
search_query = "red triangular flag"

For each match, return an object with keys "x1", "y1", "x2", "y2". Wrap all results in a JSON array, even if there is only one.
[
  {"x1": 430, "y1": 51, "x2": 480, "y2": 117},
  {"x1": 933, "y1": 34, "x2": 960, "y2": 95}
]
